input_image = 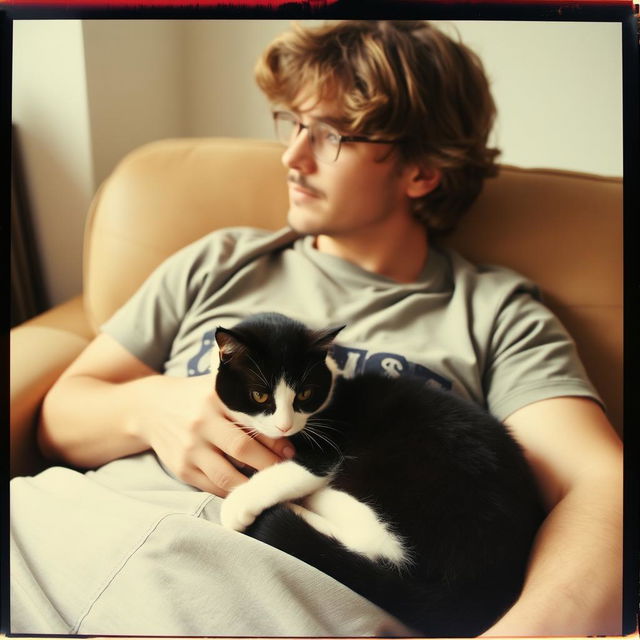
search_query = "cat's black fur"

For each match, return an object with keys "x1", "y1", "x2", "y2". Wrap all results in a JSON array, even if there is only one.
[{"x1": 214, "y1": 312, "x2": 545, "y2": 637}]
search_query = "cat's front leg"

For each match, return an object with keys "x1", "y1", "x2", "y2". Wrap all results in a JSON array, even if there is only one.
[{"x1": 220, "y1": 460, "x2": 331, "y2": 532}]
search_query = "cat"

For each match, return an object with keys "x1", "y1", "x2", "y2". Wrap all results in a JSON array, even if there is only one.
[{"x1": 212, "y1": 312, "x2": 545, "y2": 637}]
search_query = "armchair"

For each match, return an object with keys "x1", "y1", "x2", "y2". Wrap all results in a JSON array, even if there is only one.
[{"x1": 10, "y1": 137, "x2": 623, "y2": 478}]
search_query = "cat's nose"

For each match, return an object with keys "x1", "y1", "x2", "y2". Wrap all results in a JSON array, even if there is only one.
[{"x1": 276, "y1": 425, "x2": 292, "y2": 434}]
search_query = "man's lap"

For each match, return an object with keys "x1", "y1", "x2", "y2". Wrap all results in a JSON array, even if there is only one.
[{"x1": 10, "y1": 453, "x2": 404, "y2": 636}]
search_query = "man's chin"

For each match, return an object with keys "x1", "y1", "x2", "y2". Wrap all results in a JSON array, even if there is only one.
[{"x1": 287, "y1": 209, "x2": 324, "y2": 236}]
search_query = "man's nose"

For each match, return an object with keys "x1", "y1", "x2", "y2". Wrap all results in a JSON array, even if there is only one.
[{"x1": 281, "y1": 127, "x2": 316, "y2": 173}]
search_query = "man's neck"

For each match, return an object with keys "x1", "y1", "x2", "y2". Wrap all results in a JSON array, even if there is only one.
[{"x1": 314, "y1": 222, "x2": 429, "y2": 284}]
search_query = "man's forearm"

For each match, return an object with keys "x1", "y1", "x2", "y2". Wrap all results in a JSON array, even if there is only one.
[
  {"x1": 483, "y1": 471, "x2": 623, "y2": 636},
  {"x1": 38, "y1": 374, "x2": 155, "y2": 467}
]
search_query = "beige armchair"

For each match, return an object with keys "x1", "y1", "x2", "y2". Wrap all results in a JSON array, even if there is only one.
[{"x1": 10, "y1": 137, "x2": 623, "y2": 478}]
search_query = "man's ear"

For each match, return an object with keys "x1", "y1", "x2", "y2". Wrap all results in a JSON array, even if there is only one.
[{"x1": 405, "y1": 165, "x2": 441, "y2": 199}]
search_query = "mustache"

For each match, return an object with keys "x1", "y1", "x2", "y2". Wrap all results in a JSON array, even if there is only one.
[{"x1": 288, "y1": 174, "x2": 323, "y2": 197}]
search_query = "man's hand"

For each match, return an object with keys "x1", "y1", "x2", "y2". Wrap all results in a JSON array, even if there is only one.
[
  {"x1": 39, "y1": 333, "x2": 293, "y2": 495},
  {"x1": 132, "y1": 373, "x2": 294, "y2": 496}
]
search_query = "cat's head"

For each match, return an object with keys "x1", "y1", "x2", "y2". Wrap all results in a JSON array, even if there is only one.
[{"x1": 213, "y1": 313, "x2": 343, "y2": 439}]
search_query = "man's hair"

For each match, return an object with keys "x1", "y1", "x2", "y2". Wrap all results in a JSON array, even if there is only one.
[{"x1": 255, "y1": 20, "x2": 500, "y2": 235}]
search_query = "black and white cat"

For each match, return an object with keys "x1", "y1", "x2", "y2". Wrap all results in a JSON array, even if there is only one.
[{"x1": 213, "y1": 312, "x2": 545, "y2": 637}]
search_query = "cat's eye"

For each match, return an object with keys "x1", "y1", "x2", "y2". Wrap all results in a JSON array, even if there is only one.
[
  {"x1": 251, "y1": 391, "x2": 270, "y2": 404},
  {"x1": 297, "y1": 388, "x2": 313, "y2": 402}
]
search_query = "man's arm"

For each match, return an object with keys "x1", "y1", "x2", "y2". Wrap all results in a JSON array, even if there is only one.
[
  {"x1": 38, "y1": 333, "x2": 293, "y2": 496},
  {"x1": 482, "y1": 396, "x2": 623, "y2": 636}
]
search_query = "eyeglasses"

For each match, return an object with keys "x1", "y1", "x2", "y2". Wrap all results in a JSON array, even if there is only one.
[{"x1": 273, "y1": 110, "x2": 405, "y2": 163}]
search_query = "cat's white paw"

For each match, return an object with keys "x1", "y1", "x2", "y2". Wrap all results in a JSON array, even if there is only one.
[
  {"x1": 219, "y1": 461, "x2": 329, "y2": 533},
  {"x1": 220, "y1": 487, "x2": 260, "y2": 532}
]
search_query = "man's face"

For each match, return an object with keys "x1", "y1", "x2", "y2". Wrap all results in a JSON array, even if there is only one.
[{"x1": 280, "y1": 97, "x2": 418, "y2": 239}]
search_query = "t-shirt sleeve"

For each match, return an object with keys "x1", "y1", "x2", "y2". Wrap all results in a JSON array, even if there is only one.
[
  {"x1": 482, "y1": 283, "x2": 603, "y2": 422},
  {"x1": 99, "y1": 227, "x2": 295, "y2": 373},
  {"x1": 99, "y1": 236, "x2": 214, "y2": 372}
]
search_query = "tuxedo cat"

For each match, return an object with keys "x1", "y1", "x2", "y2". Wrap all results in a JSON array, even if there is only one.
[{"x1": 213, "y1": 312, "x2": 545, "y2": 637}]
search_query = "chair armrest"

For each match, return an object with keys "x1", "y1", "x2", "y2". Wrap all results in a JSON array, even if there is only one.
[
  {"x1": 10, "y1": 316, "x2": 91, "y2": 478},
  {"x1": 20, "y1": 295, "x2": 94, "y2": 339}
]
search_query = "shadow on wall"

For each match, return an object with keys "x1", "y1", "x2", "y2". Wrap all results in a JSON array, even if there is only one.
[
  {"x1": 12, "y1": 125, "x2": 48, "y2": 326},
  {"x1": 11, "y1": 124, "x2": 89, "y2": 313}
]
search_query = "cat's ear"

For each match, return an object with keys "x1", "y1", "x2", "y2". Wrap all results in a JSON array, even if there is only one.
[
  {"x1": 214, "y1": 327, "x2": 247, "y2": 363},
  {"x1": 310, "y1": 325, "x2": 345, "y2": 352}
]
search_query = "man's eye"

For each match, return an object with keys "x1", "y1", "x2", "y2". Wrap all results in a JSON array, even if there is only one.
[
  {"x1": 317, "y1": 125, "x2": 340, "y2": 145},
  {"x1": 251, "y1": 391, "x2": 270, "y2": 404},
  {"x1": 324, "y1": 131, "x2": 340, "y2": 145},
  {"x1": 297, "y1": 388, "x2": 313, "y2": 402}
]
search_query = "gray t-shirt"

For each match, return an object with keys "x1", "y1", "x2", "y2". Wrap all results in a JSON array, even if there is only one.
[
  {"x1": 103, "y1": 226, "x2": 599, "y2": 420},
  {"x1": 11, "y1": 226, "x2": 602, "y2": 636}
]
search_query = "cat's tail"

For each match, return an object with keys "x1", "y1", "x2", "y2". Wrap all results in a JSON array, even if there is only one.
[{"x1": 245, "y1": 504, "x2": 495, "y2": 637}]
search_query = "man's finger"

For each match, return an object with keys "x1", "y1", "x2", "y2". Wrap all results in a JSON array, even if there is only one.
[
  {"x1": 255, "y1": 433, "x2": 295, "y2": 461},
  {"x1": 191, "y1": 445, "x2": 249, "y2": 497},
  {"x1": 209, "y1": 419, "x2": 283, "y2": 471}
]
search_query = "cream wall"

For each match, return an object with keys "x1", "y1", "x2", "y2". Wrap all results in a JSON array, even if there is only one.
[
  {"x1": 12, "y1": 19, "x2": 623, "y2": 308},
  {"x1": 83, "y1": 20, "x2": 187, "y2": 187},
  {"x1": 13, "y1": 20, "x2": 189, "y2": 305},
  {"x1": 182, "y1": 20, "x2": 324, "y2": 139},
  {"x1": 438, "y1": 20, "x2": 623, "y2": 175},
  {"x1": 12, "y1": 20, "x2": 95, "y2": 305}
]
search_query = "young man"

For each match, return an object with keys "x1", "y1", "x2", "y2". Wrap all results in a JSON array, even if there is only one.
[{"x1": 12, "y1": 21, "x2": 622, "y2": 636}]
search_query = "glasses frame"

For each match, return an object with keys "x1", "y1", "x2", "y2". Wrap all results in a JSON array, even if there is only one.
[{"x1": 272, "y1": 110, "x2": 405, "y2": 163}]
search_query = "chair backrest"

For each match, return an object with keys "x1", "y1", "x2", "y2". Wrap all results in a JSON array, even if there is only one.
[{"x1": 84, "y1": 137, "x2": 622, "y2": 433}]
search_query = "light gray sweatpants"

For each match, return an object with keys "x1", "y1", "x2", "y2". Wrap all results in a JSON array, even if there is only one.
[{"x1": 10, "y1": 452, "x2": 408, "y2": 636}]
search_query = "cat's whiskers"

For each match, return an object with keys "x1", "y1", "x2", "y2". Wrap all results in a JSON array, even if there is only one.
[
  {"x1": 246, "y1": 354, "x2": 270, "y2": 387},
  {"x1": 226, "y1": 419, "x2": 249, "y2": 429},
  {"x1": 303, "y1": 424, "x2": 342, "y2": 457},
  {"x1": 226, "y1": 420, "x2": 261, "y2": 441},
  {"x1": 305, "y1": 419, "x2": 342, "y2": 433},
  {"x1": 300, "y1": 429, "x2": 323, "y2": 451},
  {"x1": 300, "y1": 359, "x2": 321, "y2": 384},
  {"x1": 248, "y1": 367, "x2": 267, "y2": 385}
]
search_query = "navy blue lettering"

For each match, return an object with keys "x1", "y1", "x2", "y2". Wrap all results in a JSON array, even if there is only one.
[
  {"x1": 188, "y1": 334, "x2": 452, "y2": 391},
  {"x1": 187, "y1": 330, "x2": 215, "y2": 377}
]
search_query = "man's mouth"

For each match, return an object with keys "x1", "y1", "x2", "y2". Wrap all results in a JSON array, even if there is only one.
[{"x1": 288, "y1": 176, "x2": 322, "y2": 198}]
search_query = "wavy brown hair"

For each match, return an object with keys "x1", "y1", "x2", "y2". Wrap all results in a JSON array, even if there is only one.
[{"x1": 255, "y1": 20, "x2": 500, "y2": 235}]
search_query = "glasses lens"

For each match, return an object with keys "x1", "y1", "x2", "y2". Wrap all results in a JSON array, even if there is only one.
[
  {"x1": 312, "y1": 122, "x2": 341, "y2": 163},
  {"x1": 274, "y1": 112, "x2": 298, "y2": 147},
  {"x1": 273, "y1": 112, "x2": 341, "y2": 163}
]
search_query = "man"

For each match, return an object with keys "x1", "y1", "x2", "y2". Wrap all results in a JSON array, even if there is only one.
[{"x1": 12, "y1": 21, "x2": 621, "y2": 636}]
